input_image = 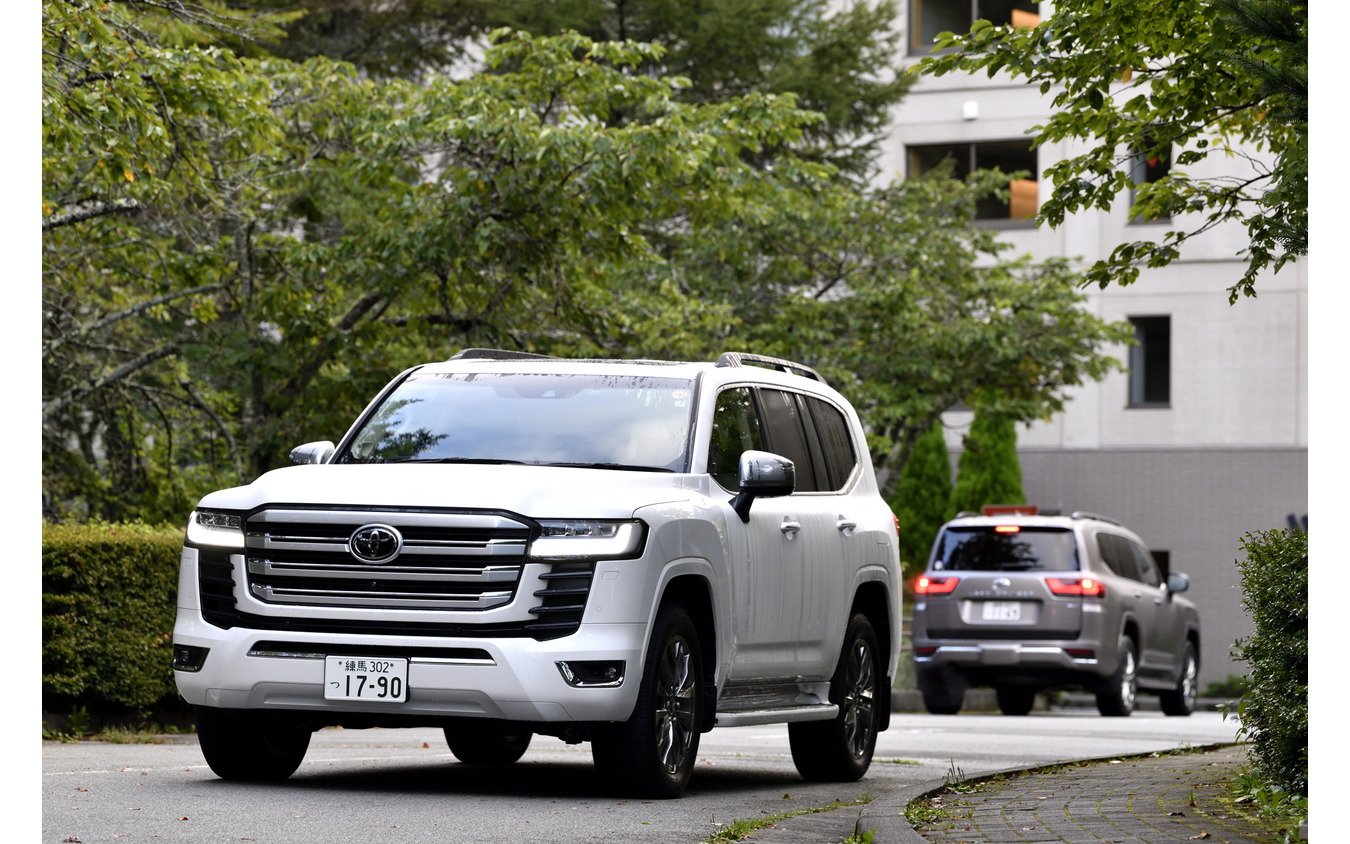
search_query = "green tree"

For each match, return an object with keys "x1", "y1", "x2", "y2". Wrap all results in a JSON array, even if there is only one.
[
  {"x1": 230, "y1": 0, "x2": 913, "y2": 179},
  {"x1": 889, "y1": 422, "x2": 952, "y2": 574},
  {"x1": 41, "y1": 3, "x2": 822, "y2": 520},
  {"x1": 947, "y1": 409, "x2": 1025, "y2": 518},
  {"x1": 914, "y1": 0, "x2": 1306, "y2": 301}
]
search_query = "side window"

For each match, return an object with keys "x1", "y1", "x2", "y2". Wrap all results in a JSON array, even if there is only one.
[
  {"x1": 708, "y1": 387, "x2": 763, "y2": 491},
  {"x1": 804, "y1": 396, "x2": 857, "y2": 491},
  {"x1": 1129, "y1": 541, "x2": 1162, "y2": 587},
  {"x1": 757, "y1": 389, "x2": 819, "y2": 492},
  {"x1": 1095, "y1": 533, "x2": 1134, "y2": 580}
]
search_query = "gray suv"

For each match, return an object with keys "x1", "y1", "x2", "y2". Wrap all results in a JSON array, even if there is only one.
[{"x1": 911, "y1": 508, "x2": 1200, "y2": 717}]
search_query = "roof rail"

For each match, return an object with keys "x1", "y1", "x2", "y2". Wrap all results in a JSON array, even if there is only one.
[
  {"x1": 955, "y1": 511, "x2": 982, "y2": 519},
  {"x1": 715, "y1": 352, "x2": 824, "y2": 383},
  {"x1": 448, "y1": 348, "x2": 557, "y2": 361},
  {"x1": 1071, "y1": 511, "x2": 1124, "y2": 527}
]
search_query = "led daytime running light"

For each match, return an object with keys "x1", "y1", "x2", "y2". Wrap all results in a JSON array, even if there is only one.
[{"x1": 530, "y1": 520, "x2": 644, "y2": 560}]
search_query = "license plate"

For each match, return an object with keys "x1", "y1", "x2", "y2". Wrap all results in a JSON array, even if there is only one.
[
  {"x1": 982, "y1": 601, "x2": 1021, "y2": 621},
  {"x1": 324, "y1": 656, "x2": 408, "y2": 702}
]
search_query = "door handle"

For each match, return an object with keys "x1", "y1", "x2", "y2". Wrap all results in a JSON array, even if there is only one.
[
  {"x1": 836, "y1": 518, "x2": 857, "y2": 536},
  {"x1": 780, "y1": 518, "x2": 802, "y2": 539}
]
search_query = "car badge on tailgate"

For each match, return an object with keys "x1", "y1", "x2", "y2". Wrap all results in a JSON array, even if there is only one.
[{"x1": 993, "y1": 577, "x2": 1012, "y2": 589}]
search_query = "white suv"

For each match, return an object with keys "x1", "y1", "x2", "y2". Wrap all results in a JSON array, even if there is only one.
[{"x1": 173, "y1": 350, "x2": 901, "y2": 798}]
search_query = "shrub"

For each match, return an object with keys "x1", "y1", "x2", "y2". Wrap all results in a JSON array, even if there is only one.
[
  {"x1": 42, "y1": 521, "x2": 186, "y2": 716},
  {"x1": 1233, "y1": 528, "x2": 1308, "y2": 796}
]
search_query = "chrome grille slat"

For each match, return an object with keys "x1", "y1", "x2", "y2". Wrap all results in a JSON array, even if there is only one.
[
  {"x1": 251, "y1": 584, "x2": 515, "y2": 610},
  {"x1": 242, "y1": 508, "x2": 531, "y2": 613}
]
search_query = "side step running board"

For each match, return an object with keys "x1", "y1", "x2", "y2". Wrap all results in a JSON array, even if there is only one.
[{"x1": 713, "y1": 704, "x2": 838, "y2": 727}]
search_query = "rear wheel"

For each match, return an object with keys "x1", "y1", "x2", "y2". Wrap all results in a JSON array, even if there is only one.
[
  {"x1": 1095, "y1": 636, "x2": 1138, "y2": 717},
  {"x1": 591, "y1": 602, "x2": 702, "y2": 799},
  {"x1": 995, "y1": 685, "x2": 1037, "y2": 716},
  {"x1": 1159, "y1": 643, "x2": 1198, "y2": 716},
  {"x1": 444, "y1": 723, "x2": 532, "y2": 765},
  {"x1": 789, "y1": 613, "x2": 881, "y2": 781},
  {"x1": 195, "y1": 707, "x2": 311, "y2": 781},
  {"x1": 918, "y1": 665, "x2": 966, "y2": 715}
]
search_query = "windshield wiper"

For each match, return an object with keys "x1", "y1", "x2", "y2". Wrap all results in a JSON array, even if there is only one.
[
  {"x1": 391, "y1": 457, "x2": 527, "y2": 465},
  {"x1": 541, "y1": 462, "x2": 675, "y2": 473}
]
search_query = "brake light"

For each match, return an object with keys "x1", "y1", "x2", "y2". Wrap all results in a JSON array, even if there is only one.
[
  {"x1": 916, "y1": 575, "x2": 960, "y2": 594},
  {"x1": 1046, "y1": 577, "x2": 1105, "y2": 597},
  {"x1": 994, "y1": 525, "x2": 1020, "y2": 534}
]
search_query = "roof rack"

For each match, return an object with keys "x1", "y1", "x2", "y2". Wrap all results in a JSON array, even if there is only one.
[
  {"x1": 715, "y1": 352, "x2": 824, "y2": 383},
  {"x1": 1071, "y1": 511, "x2": 1124, "y2": 527},
  {"x1": 448, "y1": 348, "x2": 557, "y2": 361}
]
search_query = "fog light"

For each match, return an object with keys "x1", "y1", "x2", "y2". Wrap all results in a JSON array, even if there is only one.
[
  {"x1": 173, "y1": 644, "x2": 209, "y2": 672},
  {"x1": 556, "y1": 660, "x2": 625, "y2": 688}
]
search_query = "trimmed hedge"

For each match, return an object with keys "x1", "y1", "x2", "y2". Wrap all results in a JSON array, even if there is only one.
[
  {"x1": 1234, "y1": 528, "x2": 1308, "y2": 797},
  {"x1": 42, "y1": 521, "x2": 187, "y2": 715}
]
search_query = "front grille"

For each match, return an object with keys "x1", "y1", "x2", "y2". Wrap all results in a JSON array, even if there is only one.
[
  {"x1": 193, "y1": 507, "x2": 598, "y2": 641},
  {"x1": 243, "y1": 508, "x2": 530, "y2": 612}
]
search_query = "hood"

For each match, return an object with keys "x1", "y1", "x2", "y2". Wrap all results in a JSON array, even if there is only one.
[{"x1": 195, "y1": 462, "x2": 698, "y2": 520}]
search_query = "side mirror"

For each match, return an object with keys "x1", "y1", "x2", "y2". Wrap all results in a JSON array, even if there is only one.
[
  {"x1": 729, "y1": 450, "x2": 795, "y2": 522},
  {"x1": 1166, "y1": 571, "x2": 1190, "y2": 595},
  {"x1": 290, "y1": 440, "x2": 335, "y2": 465}
]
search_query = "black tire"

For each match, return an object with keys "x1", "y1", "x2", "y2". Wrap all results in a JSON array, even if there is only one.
[
  {"x1": 917, "y1": 665, "x2": 966, "y2": 715},
  {"x1": 995, "y1": 685, "x2": 1037, "y2": 716},
  {"x1": 591, "y1": 603, "x2": 702, "y2": 799},
  {"x1": 1159, "y1": 643, "x2": 1199, "y2": 717},
  {"x1": 444, "y1": 723, "x2": 532, "y2": 765},
  {"x1": 789, "y1": 613, "x2": 882, "y2": 782},
  {"x1": 195, "y1": 706, "x2": 311, "y2": 781},
  {"x1": 1095, "y1": 636, "x2": 1138, "y2": 717}
]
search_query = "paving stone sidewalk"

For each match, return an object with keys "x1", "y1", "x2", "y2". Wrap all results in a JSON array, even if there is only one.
[{"x1": 745, "y1": 745, "x2": 1279, "y2": 844}]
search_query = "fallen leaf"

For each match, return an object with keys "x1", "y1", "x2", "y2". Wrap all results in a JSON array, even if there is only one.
[{"x1": 423, "y1": 742, "x2": 429, "y2": 748}]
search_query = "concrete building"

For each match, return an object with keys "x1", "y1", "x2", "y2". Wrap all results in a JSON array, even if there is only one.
[{"x1": 881, "y1": 0, "x2": 1308, "y2": 687}]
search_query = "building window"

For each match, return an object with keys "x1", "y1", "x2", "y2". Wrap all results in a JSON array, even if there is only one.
[
  {"x1": 1128, "y1": 316, "x2": 1170, "y2": 407},
  {"x1": 910, "y1": 0, "x2": 1040, "y2": 54},
  {"x1": 1129, "y1": 140, "x2": 1172, "y2": 223},
  {"x1": 907, "y1": 140, "x2": 1038, "y2": 222}
]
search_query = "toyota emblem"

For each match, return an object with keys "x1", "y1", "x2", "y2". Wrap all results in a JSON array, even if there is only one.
[
  {"x1": 993, "y1": 577, "x2": 1012, "y2": 589},
  {"x1": 349, "y1": 524, "x2": 403, "y2": 564}
]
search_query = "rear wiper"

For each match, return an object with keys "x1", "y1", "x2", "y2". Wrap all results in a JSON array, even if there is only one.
[{"x1": 542, "y1": 462, "x2": 675, "y2": 473}]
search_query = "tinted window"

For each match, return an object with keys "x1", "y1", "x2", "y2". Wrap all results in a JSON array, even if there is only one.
[
  {"x1": 1095, "y1": 533, "x2": 1133, "y2": 578},
  {"x1": 340, "y1": 371, "x2": 694, "y2": 471},
  {"x1": 805, "y1": 396, "x2": 857, "y2": 491},
  {"x1": 1129, "y1": 540, "x2": 1162, "y2": 587},
  {"x1": 758, "y1": 389, "x2": 818, "y2": 492},
  {"x1": 708, "y1": 387, "x2": 764, "y2": 490},
  {"x1": 933, "y1": 526, "x2": 1078, "y2": 572}
]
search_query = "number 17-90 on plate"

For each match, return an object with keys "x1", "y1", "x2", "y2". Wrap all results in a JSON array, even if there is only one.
[{"x1": 324, "y1": 656, "x2": 408, "y2": 702}]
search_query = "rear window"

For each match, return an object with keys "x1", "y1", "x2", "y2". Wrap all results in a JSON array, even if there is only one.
[{"x1": 931, "y1": 526, "x2": 1078, "y2": 572}]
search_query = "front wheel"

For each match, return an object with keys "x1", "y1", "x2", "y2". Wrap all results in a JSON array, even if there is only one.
[
  {"x1": 591, "y1": 602, "x2": 702, "y2": 799},
  {"x1": 444, "y1": 722, "x2": 532, "y2": 765},
  {"x1": 789, "y1": 613, "x2": 881, "y2": 782},
  {"x1": 195, "y1": 707, "x2": 311, "y2": 781},
  {"x1": 1095, "y1": 636, "x2": 1138, "y2": 717},
  {"x1": 1159, "y1": 643, "x2": 1198, "y2": 716}
]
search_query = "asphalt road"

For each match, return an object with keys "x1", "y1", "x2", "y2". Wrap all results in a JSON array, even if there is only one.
[{"x1": 41, "y1": 708, "x2": 1241, "y2": 843}]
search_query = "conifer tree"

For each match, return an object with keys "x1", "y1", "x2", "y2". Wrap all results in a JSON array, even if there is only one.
[
  {"x1": 948, "y1": 409, "x2": 1025, "y2": 518},
  {"x1": 889, "y1": 422, "x2": 952, "y2": 573}
]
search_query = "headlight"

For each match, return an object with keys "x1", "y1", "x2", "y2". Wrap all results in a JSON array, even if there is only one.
[
  {"x1": 529, "y1": 520, "x2": 646, "y2": 561},
  {"x1": 186, "y1": 509, "x2": 246, "y2": 549}
]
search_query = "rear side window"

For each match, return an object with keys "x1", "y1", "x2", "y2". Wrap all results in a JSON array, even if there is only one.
[
  {"x1": 932, "y1": 526, "x2": 1078, "y2": 572},
  {"x1": 804, "y1": 396, "x2": 857, "y2": 491}
]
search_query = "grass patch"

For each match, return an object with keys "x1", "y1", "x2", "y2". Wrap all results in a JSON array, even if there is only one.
[{"x1": 702, "y1": 793, "x2": 873, "y2": 843}]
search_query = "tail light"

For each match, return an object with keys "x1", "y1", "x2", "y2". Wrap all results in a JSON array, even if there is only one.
[
  {"x1": 915, "y1": 575, "x2": 960, "y2": 594},
  {"x1": 1046, "y1": 577, "x2": 1105, "y2": 597}
]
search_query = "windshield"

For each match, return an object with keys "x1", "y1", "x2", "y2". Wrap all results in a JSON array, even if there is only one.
[
  {"x1": 931, "y1": 526, "x2": 1079, "y2": 572},
  {"x1": 338, "y1": 371, "x2": 696, "y2": 471}
]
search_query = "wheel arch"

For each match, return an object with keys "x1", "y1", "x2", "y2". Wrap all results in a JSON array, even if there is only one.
[
  {"x1": 659, "y1": 574, "x2": 718, "y2": 734},
  {"x1": 849, "y1": 580, "x2": 893, "y2": 731}
]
